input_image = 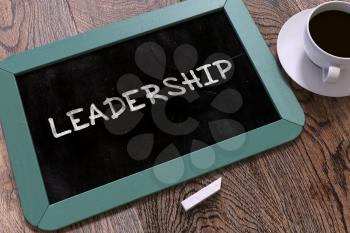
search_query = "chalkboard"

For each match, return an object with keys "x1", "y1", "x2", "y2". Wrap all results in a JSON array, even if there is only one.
[
  {"x1": 0, "y1": 0, "x2": 303, "y2": 230},
  {"x1": 16, "y1": 11, "x2": 279, "y2": 203}
]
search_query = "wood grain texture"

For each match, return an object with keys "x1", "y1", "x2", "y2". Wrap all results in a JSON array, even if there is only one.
[
  {"x1": 66, "y1": 0, "x2": 179, "y2": 33},
  {"x1": 0, "y1": 0, "x2": 349, "y2": 232},
  {"x1": 0, "y1": 0, "x2": 76, "y2": 60}
]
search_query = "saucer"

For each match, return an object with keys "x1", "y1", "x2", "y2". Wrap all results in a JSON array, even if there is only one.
[{"x1": 277, "y1": 9, "x2": 350, "y2": 97}]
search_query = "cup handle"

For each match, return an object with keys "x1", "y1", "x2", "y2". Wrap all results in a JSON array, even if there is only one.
[{"x1": 322, "y1": 65, "x2": 341, "y2": 83}]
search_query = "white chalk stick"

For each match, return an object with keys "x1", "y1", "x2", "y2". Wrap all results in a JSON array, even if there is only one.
[{"x1": 181, "y1": 177, "x2": 222, "y2": 211}]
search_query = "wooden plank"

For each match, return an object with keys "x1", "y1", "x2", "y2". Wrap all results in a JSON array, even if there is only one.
[
  {"x1": 0, "y1": 0, "x2": 77, "y2": 60},
  {"x1": 60, "y1": 206, "x2": 144, "y2": 233},
  {"x1": 66, "y1": 0, "x2": 179, "y2": 33}
]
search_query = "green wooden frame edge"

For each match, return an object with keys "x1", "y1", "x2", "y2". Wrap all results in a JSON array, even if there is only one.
[
  {"x1": 224, "y1": 0, "x2": 304, "y2": 126},
  {"x1": 38, "y1": 119, "x2": 302, "y2": 230},
  {"x1": 0, "y1": 68, "x2": 49, "y2": 226},
  {"x1": 0, "y1": 0, "x2": 304, "y2": 230}
]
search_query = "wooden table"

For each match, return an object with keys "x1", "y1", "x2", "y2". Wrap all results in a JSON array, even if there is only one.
[{"x1": 0, "y1": 0, "x2": 349, "y2": 232}]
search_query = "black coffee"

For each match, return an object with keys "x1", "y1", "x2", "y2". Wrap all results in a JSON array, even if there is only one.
[{"x1": 309, "y1": 10, "x2": 350, "y2": 57}]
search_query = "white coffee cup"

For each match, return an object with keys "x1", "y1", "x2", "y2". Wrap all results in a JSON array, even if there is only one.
[{"x1": 304, "y1": 1, "x2": 350, "y2": 83}]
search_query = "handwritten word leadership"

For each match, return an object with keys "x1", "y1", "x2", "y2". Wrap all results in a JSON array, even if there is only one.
[{"x1": 48, "y1": 60, "x2": 232, "y2": 138}]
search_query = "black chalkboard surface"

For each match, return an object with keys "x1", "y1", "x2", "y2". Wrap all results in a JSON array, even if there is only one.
[{"x1": 16, "y1": 11, "x2": 280, "y2": 204}]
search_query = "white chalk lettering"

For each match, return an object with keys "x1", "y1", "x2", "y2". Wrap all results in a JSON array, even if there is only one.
[
  {"x1": 89, "y1": 103, "x2": 109, "y2": 126},
  {"x1": 48, "y1": 118, "x2": 72, "y2": 138},
  {"x1": 103, "y1": 97, "x2": 126, "y2": 119},
  {"x1": 66, "y1": 108, "x2": 90, "y2": 131},
  {"x1": 141, "y1": 84, "x2": 168, "y2": 104},
  {"x1": 196, "y1": 64, "x2": 219, "y2": 86},
  {"x1": 181, "y1": 70, "x2": 203, "y2": 91},
  {"x1": 212, "y1": 60, "x2": 232, "y2": 79},
  {"x1": 48, "y1": 59, "x2": 233, "y2": 139},
  {"x1": 163, "y1": 77, "x2": 187, "y2": 96},
  {"x1": 122, "y1": 89, "x2": 146, "y2": 112}
]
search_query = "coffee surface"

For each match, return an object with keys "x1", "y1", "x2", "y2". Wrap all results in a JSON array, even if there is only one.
[{"x1": 309, "y1": 10, "x2": 350, "y2": 58}]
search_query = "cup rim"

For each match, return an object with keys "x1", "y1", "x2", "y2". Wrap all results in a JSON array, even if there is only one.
[{"x1": 306, "y1": 0, "x2": 350, "y2": 60}]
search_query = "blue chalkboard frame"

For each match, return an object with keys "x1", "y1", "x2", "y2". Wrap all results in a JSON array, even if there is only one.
[{"x1": 0, "y1": 0, "x2": 304, "y2": 230}]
